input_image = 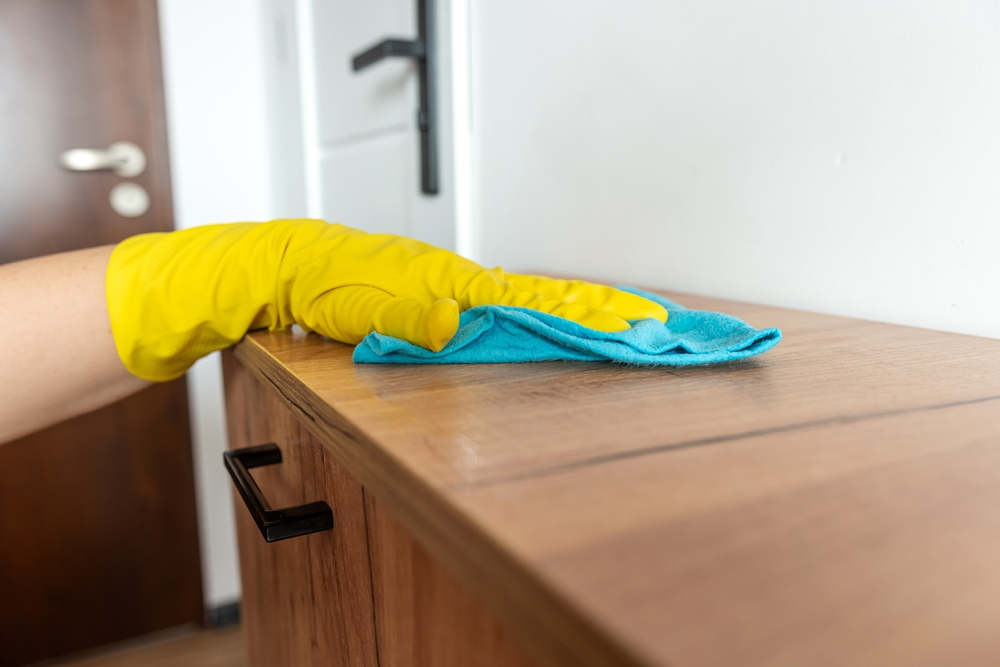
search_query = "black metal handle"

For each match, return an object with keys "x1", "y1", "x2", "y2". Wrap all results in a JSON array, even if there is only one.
[
  {"x1": 352, "y1": 38, "x2": 425, "y2": 70},
  {"x1": 224, "y1": 444, "x2": 333, "y2": 543},
  {"x1": 351, "y1": 0, "x2": 438, "y2": 195}
]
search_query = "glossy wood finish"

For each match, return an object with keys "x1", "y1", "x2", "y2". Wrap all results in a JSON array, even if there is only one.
[
  {"x1": 224, "y1": 352, "x2": 540, "y2": 667},
  {"x1": 364, "y1": 493, "x2": 540, "y2": 667},
  {"x1": 224, "y1": 353, "x2": 378, "y2": 667},
  {"x1": 0, "y1": 1, "x2": 200, "y2": 664},
  {"x1": 0, "y1": 0, "x2": 175, "y2": 261},
  {"x1": 0, "y1": 382, "x2": 202, "y2": 667},
  {"x1": 230, "y1": 291, "x2": 1000, "y2": 667}
]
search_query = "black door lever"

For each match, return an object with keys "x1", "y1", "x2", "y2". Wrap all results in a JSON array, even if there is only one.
[
  {"x1": 351, "y1": 0, "x2": 438, "y2": 195},
  {"x1": 353, "y1": 38, "x2": 425, "y2": 70}
]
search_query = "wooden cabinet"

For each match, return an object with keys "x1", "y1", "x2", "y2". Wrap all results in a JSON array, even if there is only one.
[
  {"x1": 222, "y1": 288, "x2": 1000, "y2": 667},
  {"x1": 223, "y1": 353, "x2": 539, "y2": 667}
]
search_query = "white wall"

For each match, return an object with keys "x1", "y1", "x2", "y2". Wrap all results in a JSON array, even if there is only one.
[
  {"x1": 472, "y1": 0, "x2": 1000, "y2": 339},
  {"x1": 155, "y1": 0, "x2": 1000, "y2": 608},
  {"x1": 158, "y1": 0, "x2": 276, "y2": 609}
]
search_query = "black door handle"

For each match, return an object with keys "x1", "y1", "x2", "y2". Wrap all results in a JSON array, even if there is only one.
[
  {"x1": 351, "y1": 0, "x2": 438, "y2": 195},
  {"x1": 224, "y1": 444, "x2": 333, "y2": 543}
]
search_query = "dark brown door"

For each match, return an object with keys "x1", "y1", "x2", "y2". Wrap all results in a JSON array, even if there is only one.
[{"x1": 0, "y1": 1, "x2": 203, "y2": 665}]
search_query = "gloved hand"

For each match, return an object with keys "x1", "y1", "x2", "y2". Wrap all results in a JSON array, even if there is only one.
[{"x1": 106, "y1": 219, "x2": 667, "y2": 381}]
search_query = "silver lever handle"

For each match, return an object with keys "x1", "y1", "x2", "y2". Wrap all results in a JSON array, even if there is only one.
[{"x1": 60, "y1": 141, "x2": 146, "y2": 178}]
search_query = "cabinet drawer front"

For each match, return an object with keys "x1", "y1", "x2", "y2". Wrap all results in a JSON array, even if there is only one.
[{"x1": 223, "y1": 351, "x2": 540, "y2": 667}]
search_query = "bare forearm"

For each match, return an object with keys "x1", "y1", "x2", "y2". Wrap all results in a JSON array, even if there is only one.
[{"x1": 0, "y1": 246, "x2": 148, "y2": 445}]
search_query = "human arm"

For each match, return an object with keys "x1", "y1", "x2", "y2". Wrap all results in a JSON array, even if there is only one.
[
  {"x1": 1, "y1": 219, "x2": 667, "y2": 443},
  {"x1": 0, "y1": 246, "x2": 148, "y2": 445}
]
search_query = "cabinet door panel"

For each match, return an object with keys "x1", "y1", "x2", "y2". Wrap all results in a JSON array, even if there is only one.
[
  {"x1": 223, "y1": 350, "x2": 542, "y2": 667},
  {"x1": 365, "y1": 491, "x2": 542, "y2": 667},
  {"x1": 223, "y1": 352, "x2": 378, "y2": 667}
]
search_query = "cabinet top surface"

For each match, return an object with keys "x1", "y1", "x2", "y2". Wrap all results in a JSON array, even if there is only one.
[{"x1": 235, "y1": 289, "x2": 1000, "y2": 667}]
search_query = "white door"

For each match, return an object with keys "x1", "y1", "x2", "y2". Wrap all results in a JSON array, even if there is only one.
[{"x1": 261, "y1": 0, "x2": 462, "y2": 251}]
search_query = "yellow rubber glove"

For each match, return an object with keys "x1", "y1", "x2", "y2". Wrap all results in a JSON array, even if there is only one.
[{"x1": 106, "y1": 219, "x2": 667, "y2": 381}]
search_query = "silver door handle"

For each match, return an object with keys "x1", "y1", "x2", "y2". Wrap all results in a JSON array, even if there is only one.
[{"x1": 60, "y1": 141, "x2": 146, "y2": 177}]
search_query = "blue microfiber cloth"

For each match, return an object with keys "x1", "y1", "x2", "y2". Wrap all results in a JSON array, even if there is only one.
[{"x1": 353, "y1": 286, "x2": 781, "y2": 366}]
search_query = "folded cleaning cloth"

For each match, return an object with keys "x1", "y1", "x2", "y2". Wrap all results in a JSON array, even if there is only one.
[{"x1": 353, "y1": 286, "x2": 781, "y2": 365}]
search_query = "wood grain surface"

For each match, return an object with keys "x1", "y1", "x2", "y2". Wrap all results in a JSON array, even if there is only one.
[
  {"x1": 0, "y1": 380, "x2": 203, "y2": 667},
  {"x1": 364, "y1": 491, "x2": 541, "y2": 667},
  {"x1": 52, "y1": 627, "x2": 243, "y2": 667},
  {"x1": 231, "y1": 291, "x2": 1000, "y2": 667},
  {"x1": 224, "y1": 353, "x2": 539, "y2": 667},
  {"x1": 224, "y1": 354, "x2": 379, "y2": 667},
  {"x1": 0, "y1": 1, "x2": 200, "y2": 664},
  {"x1": 0, "y1": 0, "x2": 176, "y2": 262}
]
